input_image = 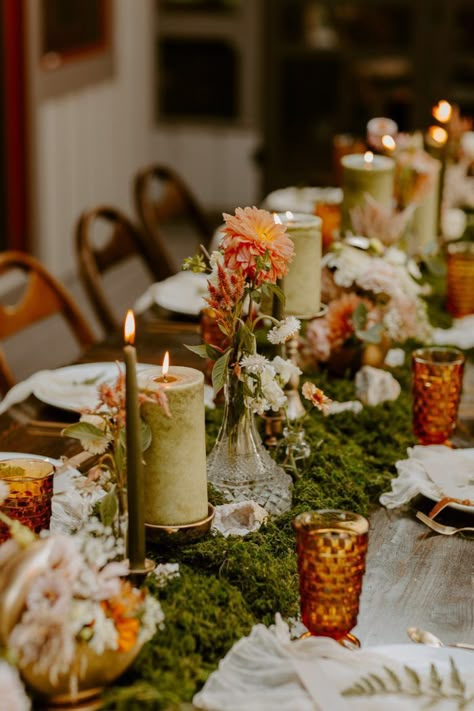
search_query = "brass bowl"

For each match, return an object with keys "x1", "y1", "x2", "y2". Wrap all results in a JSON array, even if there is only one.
[{"x1": 145, "y1": 503, "x2": 215, "y2": 546}]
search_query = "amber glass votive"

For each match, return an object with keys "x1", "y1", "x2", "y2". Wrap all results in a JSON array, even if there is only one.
[
  {"x1": 412, "y1": 347, "x2": 465, "y2": 445},
  {"x1": 293, "y1": 510, "x2": 369, "y2": 641},
  {"x1": 446, "y1": 242, "x2": 474, "y2": 317},
  {"x1": 314, "y1": 201, "x2": 341, "y2": 252},
  {"x1": 0, "y1": 459, "x2": 55, "y2": 543}
]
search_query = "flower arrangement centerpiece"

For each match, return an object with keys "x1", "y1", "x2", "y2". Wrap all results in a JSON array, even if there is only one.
[
  {"x1": 63, "y1": 367, "x2": 169, "y2": 537},
  {"x1": 185, "y1": 206, "x2": 303, "y2": 514},
  {"x1": 304, "y1": 240, "x2": 432, "y2": 372},
  {"x1": 0, "y1": 497, "x2": 164, "y2": 707}
]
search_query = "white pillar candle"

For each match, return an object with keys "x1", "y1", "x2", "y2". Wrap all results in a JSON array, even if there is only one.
[
  {"x1": 278, "y1": 212, "x2": 322, "y2": 318},
  {"x1": 139, "y1": 365, "x2": 208, "y2": 526},
  {"x1": 341, "y1": 152, "x2": 395, "y2": 232}
]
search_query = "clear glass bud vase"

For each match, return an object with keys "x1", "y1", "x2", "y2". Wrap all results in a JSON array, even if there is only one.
[{"x1": 207, "y1": 374, "x2": 292, "y2": 515}]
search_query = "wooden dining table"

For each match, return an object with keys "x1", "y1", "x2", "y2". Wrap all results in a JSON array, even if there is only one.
[{"x1": 0, "y1": 309, "x2": 473, "y2": 657}]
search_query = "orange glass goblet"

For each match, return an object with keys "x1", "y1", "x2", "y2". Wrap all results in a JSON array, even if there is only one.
[
  {"x1": 446, "y1": 242, "x2": 474, "y2": 317},
  {"x1": 293, "y1": 510, "x2": 369, "y2": 643},
  {"x1": 0, "y1": 459, "x2": 55, "y2": 543},
  {"x1": 412, "y1": 347, "x2": 465, "y2": 445}
]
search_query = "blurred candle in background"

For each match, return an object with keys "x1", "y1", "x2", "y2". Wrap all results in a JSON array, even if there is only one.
[
  {"x1": 341, "y1": 152, "x2": 395, "y2": 233},
  {"x1": 276, "y1": 212, "x2": 322, "y2": 318}
]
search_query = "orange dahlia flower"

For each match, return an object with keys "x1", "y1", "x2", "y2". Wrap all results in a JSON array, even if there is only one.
[{"x1": 221, "y1": 207, "x2": 294, "y2": 285}]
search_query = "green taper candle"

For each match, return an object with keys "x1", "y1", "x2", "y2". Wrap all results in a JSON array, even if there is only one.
[
  {"x1": 341, "y1": 152, "x2": 395, "y2": 232},
  {"x1": 124, "y1": 310, "x2": 145, "y2": 570},
  {"x1": 278, "y1": 212, "x2": 322, "y2": 318},
  {"x1": 139, "y1": 362, "x2": 208, "y2": 526}
]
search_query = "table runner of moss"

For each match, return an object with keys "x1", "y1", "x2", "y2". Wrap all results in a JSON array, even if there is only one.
[{"x1": 103, "y1": 275, "x2": 469, "y2": 710}]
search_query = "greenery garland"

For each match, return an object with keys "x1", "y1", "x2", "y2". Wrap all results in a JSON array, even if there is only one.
[{"x1": 103, "y1": 276, "x2": 469, "y2": 710}]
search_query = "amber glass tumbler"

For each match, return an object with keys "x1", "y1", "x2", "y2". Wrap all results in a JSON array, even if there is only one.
[
  {"x1": 0, "y1": 459, "x2": 55, "y2": 543},
  {"x1": 412, "y1": 347, "x2": 465, "y2": 445},
  {"x1": 293, "y1": 510, "x2": 369, "y2": 640},
  {"x1": 446, "y1": 242, "x2": 474, "y2": 317}
]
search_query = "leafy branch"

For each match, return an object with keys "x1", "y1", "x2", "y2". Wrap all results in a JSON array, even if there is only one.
[{"x1": 342, "y1": 658, "x2": 474, "y2": 709}]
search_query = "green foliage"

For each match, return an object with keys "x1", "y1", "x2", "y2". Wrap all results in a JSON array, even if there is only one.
[{"x1": 343, "y1": 659, "x2": 474, "y2": 708}]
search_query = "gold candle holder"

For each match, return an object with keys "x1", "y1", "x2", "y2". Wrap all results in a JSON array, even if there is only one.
[
  {"x1": 0, "y1": 459, "x2": 55, "y2": 543},
  {"x1": 412, "y1": 347, "x2": 465, "y2": 445},
  {"x1": 446, "y1": 242, "x2": 474, "y2": 317},
  {"x1": 293, "y1": 510, "x2": 369, "y2": 643}
]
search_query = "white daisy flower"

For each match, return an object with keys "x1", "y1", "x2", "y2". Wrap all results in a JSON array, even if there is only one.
[{"x1": 267, "y1": 316, "x2": 301, "y2": 344}]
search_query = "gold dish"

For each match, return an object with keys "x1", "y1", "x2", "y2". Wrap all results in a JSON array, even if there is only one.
[{"x1": 145, "y1": 503, "x2": 215, "y2": 545}]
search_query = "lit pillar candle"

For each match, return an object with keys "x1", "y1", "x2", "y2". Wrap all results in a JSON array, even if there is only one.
[
  {"x1": 341, "y1": 152, "x2": 395, "y2": 232},
  {"x1": 123, "y1": 310, "x2": 145, "y2": 570},
  {"x1": 277, "y1": 212, "x2": 322, "y2": 318},
  {"x1": 139, "y1": 356, "x2": 208, "y2": 526}
]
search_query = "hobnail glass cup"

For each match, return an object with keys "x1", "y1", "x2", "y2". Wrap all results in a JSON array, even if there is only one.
[{"x1": 293, "y1": 509, "x2": 369, "y2": 643}]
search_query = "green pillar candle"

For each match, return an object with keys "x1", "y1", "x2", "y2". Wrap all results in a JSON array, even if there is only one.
[
  {"x1": 410, "y1": 159, "x2": 441, "y2": 256},
  {"x1": 139, "y1": 365, "x2": 208, "y2": 526},
  {"x1": 278, "y1": 212, "x2": 322, "y2": 318},
  {"x1": 341, "y1": 152, "x2": 395, "y2": 232},
  {"x1": 123, "y1": 311, "x2": 145, "y2": 570}
]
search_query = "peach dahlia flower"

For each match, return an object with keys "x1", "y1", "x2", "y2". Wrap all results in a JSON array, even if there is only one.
[{"x1": 221, "y1": 207, "x2": 294, "y2": 285}]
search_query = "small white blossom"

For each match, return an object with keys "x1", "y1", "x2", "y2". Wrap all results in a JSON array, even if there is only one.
[
  {"x1": 138, "y1": 595, "x2": 165, "y2": 645},
  {"x1": 78, "y1": 414, "x2": 112, "y2": 455},
  {"x1": 0, "y1": 661, "x2": 30, "y2": 711},
  {"x1": 267, "y1": 317, "x2": 301, "y2": 344},
  {"x1": 271, "y1": 356, "x2": 301, "y2": 385},
  {"x1": 239, "y1": 353, "x2": 268, "y2": 374}
]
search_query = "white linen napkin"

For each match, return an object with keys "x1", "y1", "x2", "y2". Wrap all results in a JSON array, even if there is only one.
[
  {"x1": 432, "y1": 315, "x2": 474, "y2": 350},
  {"x1": 380, "y1": 445, "x2": 474, "y2": 508},
  {"x1": 133, "y1": 271, "x2": 208, "y2": 316},
  {"x1": 0, "y1": 370, "x2": 102, "y2": 416},
  {"x1": 193, "y1": 615, "x2": 474, "y2": 710},
  {"x1": 0, "y1": 370, "x2": 56, "y2": 416}
]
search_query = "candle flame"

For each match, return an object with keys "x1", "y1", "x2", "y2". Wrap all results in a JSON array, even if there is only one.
[
  {"x1": 285, "y1": 210, "x2": 294, "y2": 220},
  {"x1": 273, "y1": 213, "x2": 282, "y2": 224},
  {"x1": 364, "y1": 151, "x2": 374, "y2": 165},
  {"x1": 162, "y1": 351, "x2": 170, "y2": 378},
  {"x1": 432, "y1": 100, "x2": 452, "y2": 124},
  {"x1": 381, "y1": 135, "x2": 396, "y2": 151},
  {"x1": 124, "y1": 310, "x2": 135, "y2": 344},
  {"x1": 429, "y1": 125, "x2": 448, "y2": 146}
]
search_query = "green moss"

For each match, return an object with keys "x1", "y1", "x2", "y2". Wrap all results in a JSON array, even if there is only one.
[{"x1": 102, "y1": 282, "x2": 472, "y2": 709}]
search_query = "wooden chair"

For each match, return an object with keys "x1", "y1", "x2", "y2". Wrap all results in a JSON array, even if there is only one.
[
  {"x1": 133, "y1": 164, "x2": 213, "y2": 278},
  {"x1": 0, "y1": 251, "x2": 96, "y2": 395},
  {"x1": 76, "y1": 205, "x2": 166, "y2": 334}
]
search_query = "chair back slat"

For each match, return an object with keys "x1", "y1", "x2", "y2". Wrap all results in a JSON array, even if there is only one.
[
  {"x1": 76, "y1": 206, "x2": 164, "y2": 334},
  {"x1": 0, "y1": 251, "x2": 96, "y2": 394}
]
